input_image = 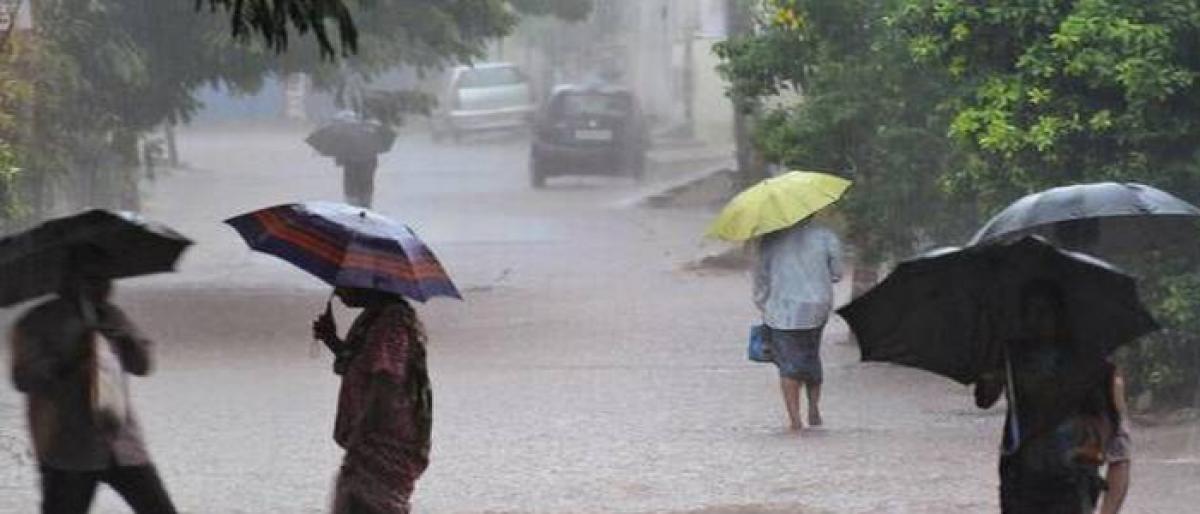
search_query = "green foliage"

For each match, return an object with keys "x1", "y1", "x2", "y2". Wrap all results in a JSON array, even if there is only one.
[
  {"x1": 900, "y1": 0, "x2": 1200, "y2": 409},
  {"x1": 899, "y1": 0, "x2": 1200, "y2": 210},
  {"x1": 716, "y1": 0, "x2": 978, "y2": 264},
  {"x1": 201, "y1": 0, "x2": 357, "y2": 58},
  {"x1": 720, "y1": 0, "x2": 1200, "y2": 407},
  {"x1": 1120, "y1": 266, "x2": 1200, "y2": 406},
  {"x1": 208, "y1": 1, "x2": 592, "y2": 124},
  {"x1": 200, "y1": 0, "x2": 594, "y2": 58},
  {"x1": 3, "y1": 0, "x2": 595, "y2": 217}
]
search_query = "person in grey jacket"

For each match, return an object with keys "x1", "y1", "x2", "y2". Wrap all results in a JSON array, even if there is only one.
[
  {"x1": 10, "y1": 254, "x2": 177, "y2": 514},
  {"x1": 754, "y1": 219, "x2": 844, "y2": 432}
]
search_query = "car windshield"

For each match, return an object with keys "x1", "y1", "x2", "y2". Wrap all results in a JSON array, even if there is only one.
[
  {"x1": 560, "y1": 93, "x2": 632, "y2": 118},
  {"x1": 458, "y1": 67, "x2": 524, "y2": 89}
]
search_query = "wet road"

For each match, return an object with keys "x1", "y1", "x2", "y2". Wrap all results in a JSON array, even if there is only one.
[{"x1": 2, "y1": 126, "x2": 1198, "y2": 513}]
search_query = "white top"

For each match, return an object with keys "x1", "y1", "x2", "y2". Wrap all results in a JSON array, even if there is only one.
[{"x1": 753, "y1": 222, "x2": 845, "y2": 330}]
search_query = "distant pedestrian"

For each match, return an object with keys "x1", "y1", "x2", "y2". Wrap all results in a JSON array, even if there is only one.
[
  {"x1": 974, "y1": 280, "x2": 1131, "y2": 514},
  {"x1": 306, "y1": 110, "x2": 396, "y2": 209},
  {"x1": 338, "y1": 154, "x2": 378, "y2": 208},
  {"x1": 9, "y1": 248, "x2": 178, "y2": 514},
  {"x1": 753, "y1": 218, "x2": 844, "y2": 431},
  {"x1": 314, "y1": 287, "x2": 433, "y2": 514}
]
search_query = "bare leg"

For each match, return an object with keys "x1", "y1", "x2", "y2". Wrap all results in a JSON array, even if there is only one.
[
  {"x1": 806, "y1": 382, "x2": 822, "y2": 427},
  {"x1": 780, "y1": 377, "x2": 803, "y2": 431}
]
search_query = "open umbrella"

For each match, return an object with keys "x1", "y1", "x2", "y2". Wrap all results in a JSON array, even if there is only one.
[
  {"x1": 706, "y1": 171, "x2": 851, "y2": 242},
  {"x1": 305, "y1": 119, "x2": 397, "y2": 162},
  {"x1": 838, "y1": 236, "x2": 1159, "y2": 385},
  {"x1": 969, "y1": 182, "x2": 1200, "y2": 254},
  {"x1": 225, "y1": 201, "x2": 460, "y2": 302},
  {"x1": 0, "y1": 210, "x2": 193, "y2": 307}
]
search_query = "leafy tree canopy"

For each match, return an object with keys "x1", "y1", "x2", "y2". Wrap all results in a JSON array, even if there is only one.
[
  {"x1": 717, "y1": 0, "x2": 976, "y2": 263},
  {"x1": 899, "y1": 0, "x2": 1200, "y2": 207},
  {"x1": 200, "y1": 0, "x2": 593, "y2": 58}
]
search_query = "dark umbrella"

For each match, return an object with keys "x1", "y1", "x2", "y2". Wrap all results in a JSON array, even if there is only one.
[
  {"x1": 305, "y1": 120, "x2": 397, "y2": 162},
  {"x1": 969, "y1": 182, "x2": 1200, "y2": 254},
  {"x1": 225, "y1": 201, "x2": 461, "y2": 302},
  {"x1": 838, "y1": 236, "x2": 1159, "y2": 385},
  {"x1": 0, "y1": 210, "x2": 193, "y2": 307}
]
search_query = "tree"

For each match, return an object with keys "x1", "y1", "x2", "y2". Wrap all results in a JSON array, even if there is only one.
[
  {"x1": 1, "y1": 0, "x2": 595, "y2": 218},
  {"x1": 200, "y1": 0, "x2": 593, "y2": 57},
  {"x1": 900, "y1": 0, "x2": 1200, "y2": 407},
  {"x1": 900, "y1": 0, "x2": 1200, "y2": 209},
  {"x1": 716, "y1": 0, "x2": 977, "y2": 266}
]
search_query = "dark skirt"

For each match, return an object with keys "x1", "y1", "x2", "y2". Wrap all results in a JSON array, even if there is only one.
[
  {"x1": 766, "y1": 326, "x2": 824, "y2": 384},
  {"x1": 999, "y1": 455, "x2": 1103, "y2": 514}
]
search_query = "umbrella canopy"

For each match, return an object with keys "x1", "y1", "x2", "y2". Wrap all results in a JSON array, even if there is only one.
[
  {"x1": 969, "y1": 182, "x2": 1200, "y2": 254},
  {"x1": 0, "y1": 210, "x2": 193, "y2": 307},
  {"x1": 225, "y1": 202, "x2": 461, "y2": 302},
  {"x1": 305, "y1": 120, "x2": 398, "y2": 162},
  {"x1": 706, "y1": 171, "x2": 851, "y2": 242},
  {"x1": 838, "y1": 236, "x2": 1159, "y2": 385}
]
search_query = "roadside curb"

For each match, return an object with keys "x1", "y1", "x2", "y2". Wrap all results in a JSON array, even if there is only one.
[{"x1": 638, "y1": 167, "x2": 738, "y2": 210}]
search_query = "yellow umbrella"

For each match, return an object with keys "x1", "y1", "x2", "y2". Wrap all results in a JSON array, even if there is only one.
[{"x1": 706, "y1": 171, "x2": 852, "y2": 242}]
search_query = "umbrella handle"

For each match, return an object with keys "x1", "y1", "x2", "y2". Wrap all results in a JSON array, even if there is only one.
[{"x1": 1003, "y1": 346, "x2": 1021, "y2": 455}]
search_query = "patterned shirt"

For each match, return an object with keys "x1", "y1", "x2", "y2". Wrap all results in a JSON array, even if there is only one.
[{"x1": 333, "y1": 303, "x2": 432, "y2": 509}]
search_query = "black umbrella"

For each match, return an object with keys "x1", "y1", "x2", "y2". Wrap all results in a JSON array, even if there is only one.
[
  {"x1": 305, "y1": 120, "x2": 397, "y2": 162},
  {"x1": 969, "y1": 182, "x2": 1200, "y2": 254},
  {"x1": 838, "y1": 236, "x2": 1159, "y2": 385},
  {"x1": 0, "y1": 210, "x2": 192, "y2": 307}
]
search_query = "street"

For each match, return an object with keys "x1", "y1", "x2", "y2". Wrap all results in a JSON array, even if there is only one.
[{"x1": 2, "y1": 126, "x2": 1198, "y2": 513}]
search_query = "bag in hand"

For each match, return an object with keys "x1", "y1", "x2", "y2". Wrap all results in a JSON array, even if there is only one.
[
  {"x1": 748, "y1": 324, "x2": 773, "y2": 363},
  {"x1": 89, "y1": 335, "x2": 129, "y2": 431}
]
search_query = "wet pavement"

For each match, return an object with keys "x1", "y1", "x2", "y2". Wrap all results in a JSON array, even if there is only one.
[{"x1": 1, "y1": 126, "x2": 1198, "y2": 513}]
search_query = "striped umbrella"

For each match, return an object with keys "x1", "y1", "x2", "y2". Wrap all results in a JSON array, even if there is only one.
[{"x1": 225, "y1": 202, "x2": 461, "y2": 302}]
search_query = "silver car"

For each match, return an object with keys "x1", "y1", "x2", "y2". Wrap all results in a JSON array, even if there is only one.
[{"x1": 432, "y1": 63, "x2": 537, "y2": 142}]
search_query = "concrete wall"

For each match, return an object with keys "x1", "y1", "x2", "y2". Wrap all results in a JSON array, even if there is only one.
[{"x1": 689, "y1": 36, "x2": 734, "y2": 147}]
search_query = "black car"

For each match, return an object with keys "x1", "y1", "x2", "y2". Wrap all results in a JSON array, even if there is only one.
[{"x1": 530, "y1": 85, "x2": 649, "y2": 188}]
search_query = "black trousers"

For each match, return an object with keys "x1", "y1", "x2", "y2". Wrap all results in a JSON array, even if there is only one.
[
  {"x1": 40, "y1": 464, "x2": 177, "y2": 514},
  {"x1": 999, "y1": 456, "x2": 1101, "y2": 514},
  {"x1": 342, "y1": 160, "x2": 378, "y2": 208}
]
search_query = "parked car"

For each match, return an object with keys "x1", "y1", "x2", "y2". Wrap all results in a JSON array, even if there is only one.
[
  {"x1": 432, "y1": 63, "x2": 537, "y2": 142},
  {"x1": 530, "y1": 85, "x2": 649, "y2": 188}
]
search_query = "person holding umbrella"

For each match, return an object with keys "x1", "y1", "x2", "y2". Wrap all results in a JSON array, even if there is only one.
[
  {"x1": 313, "y1": 288, "x2": 432, "y2": 514},
  {"x1": 964, "y1": 181, "x2": 1200, "y2": 512},
  {"x1": 2, "y1": 210, "x2": 189, "y2": 514},
  {"x1": 307, "y1": 110, "x2": 398, "y2": 209},
  {"x1": 839, "y1": 237, "x2": 1154, "y2": 514},
  {"x1": 226, "y1": 202, "x2": 460, "y2": 513},
  {"x1": 972, "y1": 279, "x2": 1130, "y2": 513},
  {"x1": 708, "y1": 171, "x2": 851, "y2": 432}
]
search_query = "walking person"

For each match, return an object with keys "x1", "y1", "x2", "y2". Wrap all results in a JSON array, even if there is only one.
[
  {"x1": 338, "y1": 154, "x2": 379, "y2": 208},
  {"x1": 314, "y1": 287, "x2": 433, "y2": 514},
  {"x1": 306, "y1": 110, "x2": 396, "y2": 209},
  {"x1": 9, "y1": 249, "x2": 178, "y2": 514},
  {"x1": 974, "y1": 280, "x2": 1131, "y2": 514},
  {"x1": 753, "y1": 217, "x2": 844, "y2": 432}
]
